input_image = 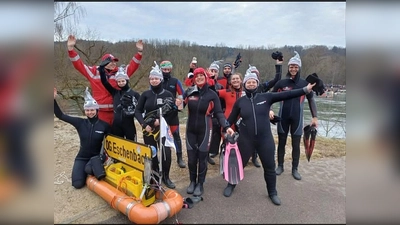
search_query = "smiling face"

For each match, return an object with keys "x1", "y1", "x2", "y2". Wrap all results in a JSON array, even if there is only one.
[
  {"x1": 116, "y1": 78, "x2": 127, "y2": 87},
  {"x1": 84, "y1": 108, "x2": 97, "y2": 118},
  {"x1": 230, "y1": 73, "x2": 242, "y2": 88},
  {"x1": 105, "y1": 61, "x2": 117, "y2": 70},
  {"x1": 149, "y1": 77, "x2": 162, "y2": 86},
  {"x1": 244, "y1": 78, "x2": 258, "y2": 90},
  {"x1": 289, "y1": 64, "x2": 299, "y2": 76},
  {"x1": 194, "y1": 73, "x2": 206, "y2": 86}
]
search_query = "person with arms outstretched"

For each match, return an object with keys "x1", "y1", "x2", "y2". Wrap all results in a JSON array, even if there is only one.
[
  {"x1": 67, "y1": 34, "x2": 143, "y2": 125},
  {"x1": 224, "y1": 71, "x2": 315, "y2": 205},
  {"x1": 54, "y1": 87, "x2": 110, "y2": 189}
]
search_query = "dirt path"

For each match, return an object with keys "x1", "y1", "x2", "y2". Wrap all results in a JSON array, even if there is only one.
[{"x1": 54, "y1": 118, "x2": 345, "y2": 224}]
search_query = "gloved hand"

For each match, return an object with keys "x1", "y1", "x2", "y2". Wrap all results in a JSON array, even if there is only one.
[
  {"x1": 100, "y1": 57, "x2": 112, "y2": 68},
  {"x1": 187, "y1": 72, "x2": 194, "y2": 79},
  {"x1": 306, "y1": 73, "x2": 326, "y2": 96},
  {"x1": 121, "y1": 94, "x2": 133, "y2": 105},
  {"x1": 271, "y1": 51, "x2": 283, "y2": 61}
]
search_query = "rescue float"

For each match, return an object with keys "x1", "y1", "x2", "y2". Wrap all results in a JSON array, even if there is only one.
[{"x1": 86, "y1": 134, "x2": 183, "y2": 224}]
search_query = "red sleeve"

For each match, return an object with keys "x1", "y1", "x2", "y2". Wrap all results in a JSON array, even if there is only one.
[
  {"x1": 68, "y1": 49, "x2": 98, "y2": 80},
  {"x1": 126, "y1": 52, "x2": 142, "y2": 77},
  {"x1": 184, "y1": 77, "x2": 193, "y2": 87}
]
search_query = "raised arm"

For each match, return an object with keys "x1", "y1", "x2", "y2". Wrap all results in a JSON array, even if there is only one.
[
  {"x1": 67, "y1": 34, "x2": 98, "y2": 80},
  {"x1": 98, "y1": 59, "x2": 116, "y2": 96},
  {"x1": 54, "y1": 87, "x2": 82, "y2": 128},
  {"x1": 126, "y1": 40, "x2": 143, "y2": 77},
  {"x1": 270, "y1": 83, "x2": 315, "y2": 104}
]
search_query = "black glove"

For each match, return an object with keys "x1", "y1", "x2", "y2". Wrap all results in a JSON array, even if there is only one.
[
  {"x1": 270, "y1": 115, "x2": 282, "y2": 125},
  {"x1": 306, "y1": 73, "x2": 326, "y2": 96},
  {"x1": 121, "y1": 94, "x2": 133, "y2": 106},
  {"x1": 99, "y1": 57, "x2": 112, "y2": 67},
  {"x1": 271, "y1": 51, "x2": 283, "y2": 61},
  {"x1": 233, "y1": 53, "x2": 242, "y2": 69}
]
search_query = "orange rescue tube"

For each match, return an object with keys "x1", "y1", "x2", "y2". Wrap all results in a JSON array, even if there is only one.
[{"x1": 86, "y1": 176, "x2": 183, "y2": 224}]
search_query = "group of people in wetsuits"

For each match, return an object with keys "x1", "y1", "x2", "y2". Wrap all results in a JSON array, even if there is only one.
[{"x1": 54, "y1": 35, "x2": 318, "y2": 206}]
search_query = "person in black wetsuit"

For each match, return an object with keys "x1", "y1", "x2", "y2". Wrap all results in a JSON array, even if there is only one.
[
  {"x1": 159, "y1": 60, "x2": 186, "y2": 169},
  {"x1": 242, "y1": 60, "x2": 283, "y2": 168},
  {"x1": 183, "y1": 67, "x2": 234, "y2": 197},
  {"x1": 271, "y1": 51, "x2": 318, "y2": 181},
  {"x1": 54, "y1": 87, "x2": 110, "y2": 189},
  {"x1": 99, "y1": 60, "x2": 140, "y2": 142},
  {"x1": 225, "y1": 71, "x2": 315, "y2": 205},
  {"x1": 134, "y1": 62, "x2": 179, "y2": 189}
]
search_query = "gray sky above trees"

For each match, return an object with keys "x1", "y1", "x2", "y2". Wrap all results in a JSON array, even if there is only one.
[{"x1": 74, "y1": 2, "x2": 346, "y2": 48}]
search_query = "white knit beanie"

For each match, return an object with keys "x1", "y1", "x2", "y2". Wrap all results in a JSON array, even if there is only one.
[
  {"x1": 83, "y1": 87, "x2": 99, "y2": 110},
  {"x1": 243, "y1": 71, "x2": 259, "y2": 85},
  {"x1": 115, "y1": 66, "x2": 129, "y2": 81},
  {"x1": 149, "y1": 61, "x2": 163, "y2": 81},
  {"x1": 209, "y1": 60, "x2": 222, "y2": 71},
  {"x1": 288, "y1": 51, "x2": 302, "y2": 67},
  {"x1": 246, "y1": 64, "x2": 259, "y2": 76}
]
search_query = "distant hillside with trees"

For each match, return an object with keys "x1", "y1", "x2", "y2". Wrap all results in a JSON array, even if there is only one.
[{"x1": 54, "y1": 39, "x2": 345, "y2": 113}]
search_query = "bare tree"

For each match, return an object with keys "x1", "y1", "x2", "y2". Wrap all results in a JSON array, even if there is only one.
[{"x1": 54, "y1": 2, "x2": 86, "y2": 41}]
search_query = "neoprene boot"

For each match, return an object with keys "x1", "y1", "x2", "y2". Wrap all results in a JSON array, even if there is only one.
[
  {"x1": 269, "y1": 195, "x2": 281, "y2": 206},
  {"x1": 292, "y1": 168, "x2": 302, "y2": 180},
  {"x1": 252, "y1": 152, "x2": 261, "y2": 168},
  {"x1": 223, "y1": 183, "x2": 236, "y2": 197},
  {"x1": 187, "y1": 173, "x2": 197, "y2": 194},
  {"x1": 162, "y1": 173, "x2": 176, "y2": 189},
  {"x1": 276, "y1": 165, "x2": 284, "y2": 175},
  {"x1": 177, "y1": 153, "x2": 186, "y2": 168},
  {"x1": 193, "y1": 183, "x2": 204, "y2": 196},
  {"x1": 207, "y1": 155, "x2": 215, "y2": 165}
]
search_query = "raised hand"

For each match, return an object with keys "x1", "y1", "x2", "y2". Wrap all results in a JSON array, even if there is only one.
[
  {"x1": 99, "y1": 57, "x2": 112, "y2": 68},
  {"x1": 67, "y1": 35, "x2": 76, "y2": 50},
  {"x1": 136, "y1": 40, "x2": 143, "y2": 52}
]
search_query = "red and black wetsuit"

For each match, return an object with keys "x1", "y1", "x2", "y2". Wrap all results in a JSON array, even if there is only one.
[
  {"x1": 184, "y1": 83, "x2": 230, "y2": 184},
  {"x1": 272, "y1": 72, "x2": 318, "y2": 170}
]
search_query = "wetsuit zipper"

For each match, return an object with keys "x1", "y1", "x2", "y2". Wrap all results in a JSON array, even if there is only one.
[{"x1": 250, "y1": 95, "x2": 257, "y2": 135}]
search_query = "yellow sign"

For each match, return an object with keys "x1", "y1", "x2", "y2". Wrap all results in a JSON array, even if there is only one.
[{"x1": 103, "y1": 134, "x2": 152, "y2": 171}]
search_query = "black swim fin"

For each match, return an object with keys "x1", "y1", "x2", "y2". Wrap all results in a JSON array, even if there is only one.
[{"x1": 303, "y1": 125, "x2": 317, "y2": 162}]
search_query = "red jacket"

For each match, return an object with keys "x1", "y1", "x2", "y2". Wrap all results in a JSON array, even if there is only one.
[{"x1": 68, "y1": 49, "x2": 142, "y2": 111}]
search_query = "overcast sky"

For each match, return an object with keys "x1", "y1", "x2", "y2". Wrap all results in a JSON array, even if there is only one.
[{"x1": 71, "y1": 2, "x2": 346, "y2": 49}]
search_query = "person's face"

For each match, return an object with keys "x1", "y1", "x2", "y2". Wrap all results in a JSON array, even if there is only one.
[
  {"x1": 195, "y1": 73, "x2": 206, "y2": 86},
  {"x1": 105, "y1": 61, "x2": 117, "y2": 70},
  {"x1": 230, "y1": 74, "x2": 242, "y2": 88},
  {"x1": 149, "y1": 77, "x2": 162, "y2": 86},
  {"x1": 209, "y1": 69, "x2": 219, "y2": 79},
  {"x1": 85, "y1": 108, "x2": 97, "y2": 118},
  {"x1": 289, "y1": 64, "x2": 299, "y2": 76},
  {"x1": 223, "y1": 66, "x2": 232, "y2": 75},
  {"x1": 161, "y1": 68, "x2": 172, "y2": 73},
  {"x1": 116, "y1": 79, "x2": 127, "y2": 87},
  {"x1": 244, "y1": 79, "x2": 258, "y2": 90}
]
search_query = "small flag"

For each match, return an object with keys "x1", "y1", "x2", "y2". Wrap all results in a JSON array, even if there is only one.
[{"x1": 160, "y1": 115, "x2": 176, "y2": 150}]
